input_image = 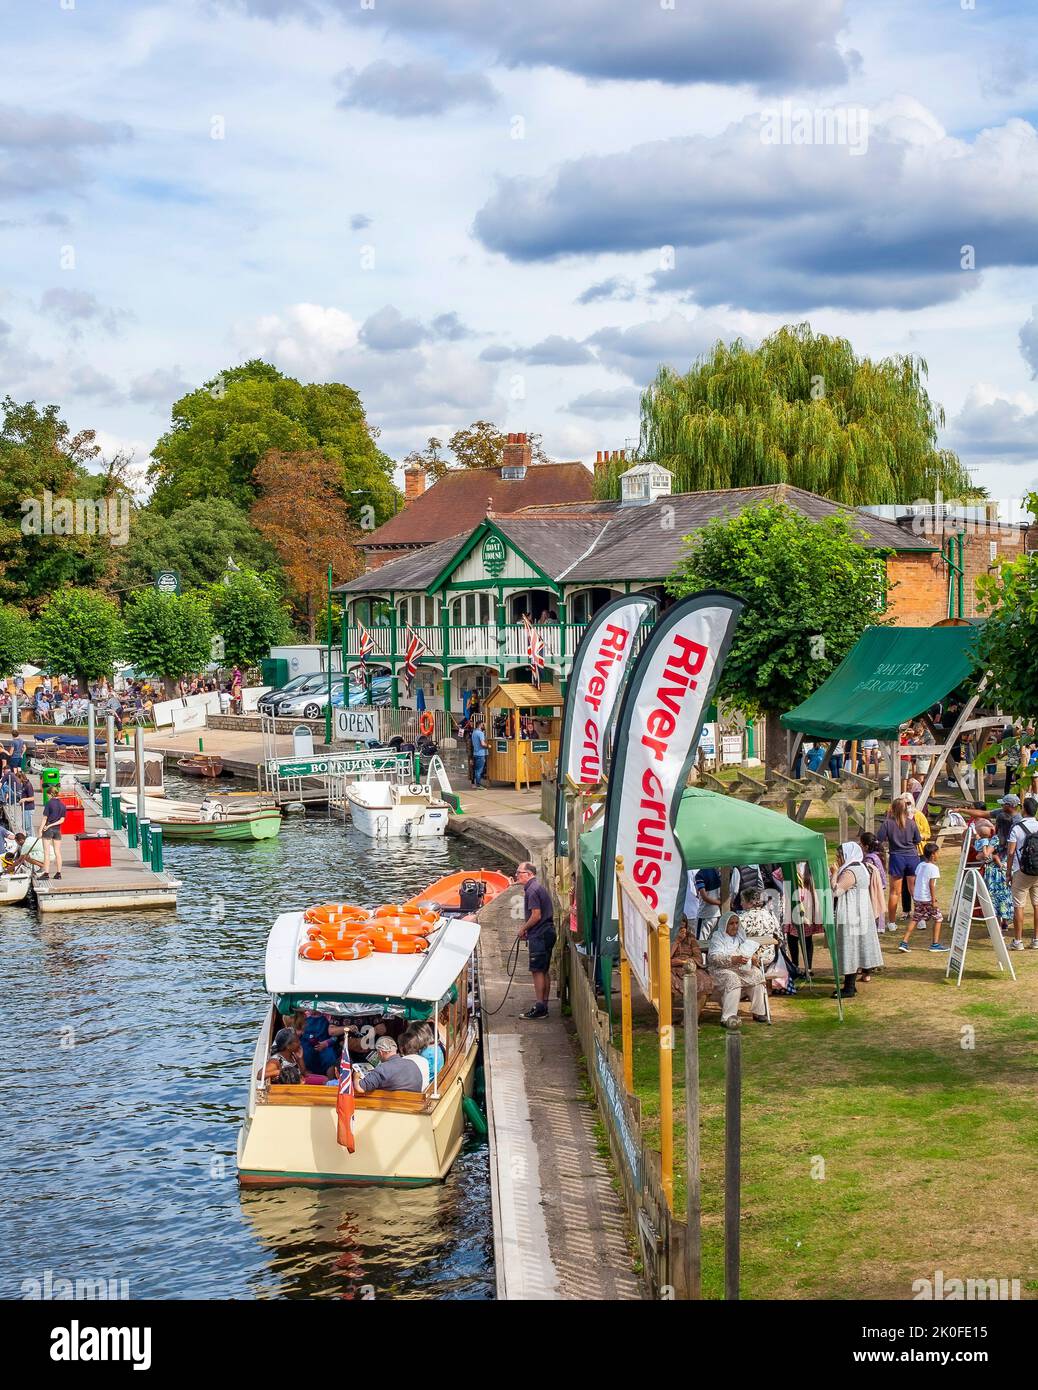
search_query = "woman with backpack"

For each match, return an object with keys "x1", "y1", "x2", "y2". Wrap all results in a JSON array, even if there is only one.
[{"x1": 1007, "y1": 796, "x2": 1038, "y2": 951}]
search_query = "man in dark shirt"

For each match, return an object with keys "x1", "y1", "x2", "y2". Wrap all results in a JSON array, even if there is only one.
[{"x1": 516, "y1": 861, "x2": 555, "y2": 1020}]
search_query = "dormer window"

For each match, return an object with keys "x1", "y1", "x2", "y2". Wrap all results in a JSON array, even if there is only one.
[
  {"x1": 501, "y1": 464, "x2": 527, "y2": 481},
  {"x1": 620, "y1": 461, "x2": 673, "y2": 506}
]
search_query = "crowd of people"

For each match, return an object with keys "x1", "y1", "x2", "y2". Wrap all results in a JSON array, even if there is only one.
[
  {"x1": 0, "y1": 666, "x2": 248, "y2": 729},
  {"x1": 263, "y1": 1011, "x2": 448, "y2": 1093}
]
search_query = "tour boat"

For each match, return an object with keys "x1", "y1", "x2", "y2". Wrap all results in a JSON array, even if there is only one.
[
  {"x1": 342, "y1": 780, "x2": 450, "y2": 839},
  {"x1": 237, "y1": 907, "x2": 481, "y2": 1187},
  {"x1": 402, "y1": 870, "x2": 513, "y2": 914},
  {"x1": 139, "y1": 794, "x2": 282, "y2": 841}
]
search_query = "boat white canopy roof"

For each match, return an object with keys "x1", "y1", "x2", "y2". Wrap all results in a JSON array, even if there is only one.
[{"x1": 265, "y1": 912, "x2": 480, "y2": 1003}]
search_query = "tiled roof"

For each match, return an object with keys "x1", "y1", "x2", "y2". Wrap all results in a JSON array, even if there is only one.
[
  {"x1": 361, "y1": 461, "x2": 594, "y2": 548},
  {"x1": 335, "y1": 532, "x2": 469, "y2": 593},
  {"x1": 493, "y1": 518, "x2": 607, "y2": 581}
]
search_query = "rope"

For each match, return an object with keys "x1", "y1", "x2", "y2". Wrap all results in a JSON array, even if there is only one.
[{"x1": 482, "y1": 933, "x2": 523, "y2": 1016}]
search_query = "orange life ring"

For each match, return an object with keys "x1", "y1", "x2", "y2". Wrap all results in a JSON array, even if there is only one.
[
  {"x1": 373, "y1": 917, "x2": 431, "y2": 936},
  {"x1": 298, "y1": 941, "x2": 334, "y2": 961},
  {"x1": 418, "y1": 711, "x2": 434, "y2": 737},
  {"x1": 304, "y1": 903, "x2": 368, "y2": 925},
  {"x1": 371, "y1": 934, "x2": 429, "y2": 954},
  {"x1": 330, "y1": 938, "x2": 373, "y2": 961},
  {"x1": 374, "y1": 905, "x2": 436, "y2": 924}
]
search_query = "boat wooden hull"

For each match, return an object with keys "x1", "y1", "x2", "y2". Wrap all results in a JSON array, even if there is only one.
[
  {"x1": 237, "y1": 1040, "x2": 478, "y2": 1187},
  {"x1": 176, "y1": 756, "x2": 224, "y2": 778}
]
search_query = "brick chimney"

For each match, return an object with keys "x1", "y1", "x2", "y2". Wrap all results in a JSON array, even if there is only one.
[
  {"x1": 594, "y1": 448, "x2": 626, "y2": 476},
  {"x1": 501, "y1": 431, "x2": 532, "y2": 473},
  {"x1": 403, "y1": 463, "x2": 427, "y2": 501}
]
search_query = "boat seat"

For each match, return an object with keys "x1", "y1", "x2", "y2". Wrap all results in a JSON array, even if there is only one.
[{"x1": 264, "y1": 1085, "x2": 432, "y2": 1114}]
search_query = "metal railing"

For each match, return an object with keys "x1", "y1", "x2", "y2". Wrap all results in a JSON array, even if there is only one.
[{"x1": 340, "y1": 621, "x2": 591, "y2": 667}]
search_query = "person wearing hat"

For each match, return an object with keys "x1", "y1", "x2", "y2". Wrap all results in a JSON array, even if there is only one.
[
  {"x1": 994, "y1": 794, "x2": 1022, "y2": 858},
  {"x1": 263, "y1": 1028, "x2": 304, "y2": 1085}
]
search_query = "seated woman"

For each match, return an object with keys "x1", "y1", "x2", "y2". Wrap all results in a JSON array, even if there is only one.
[
  {"x1": 300, "y1": 1010, "x2": 346, "y2": 1078},
  {"x1": 706, "y1": 913, "x2": 769, "y2": 1030},
  {"x1": 738, "y1": 888, "x2": 788, "y2": 994},
  {"x1": 264, "y1": 1027, "x2": 305, "y2": 1085},
  {"x1": 670, "y1": 920, "x2": 713, "y2": 1018},
  {"x1": 402, "y1": 1021, "x2": 445, "y2": 1074}
]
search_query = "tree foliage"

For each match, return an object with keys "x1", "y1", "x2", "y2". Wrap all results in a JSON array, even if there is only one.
[
  {"x1": 251, "y1": 449, "x2": 362, "y2": 640},
  {"x1": 120, "y1": 497, "x2": 280, "y2": 595},
  {"x1": 404, "y1": 420, "x2": 548, "y2": 482},
  {"x1": 624, "y1": 324, "x2": 977, "y2": 508},
  {"x1": 122, "y1": 589, "x2": 214, "y2": 695},
  {"x1": 209, "y1": 569, "x2": 290, "y2": 668},
  {"x1": 147, "y1": 360, "x2": 398, "y2": 521},
  {"x1": 34, "y1": 588, "x2": 123, "y2": 689},
  {"x1": 667, "y1": 503, "x2": 889, "y2": 767},
  {"x1": 976, "y1": 496, "x2": 1038, "y2": 719},
  {"x1": 0, "y1": 605, "x2": 33, "y2": 676},
  {"x1": 0, "y1": 396, "x2": 130, "y2": 608}
]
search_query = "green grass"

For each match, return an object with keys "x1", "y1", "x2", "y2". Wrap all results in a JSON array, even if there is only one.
[{"x1": 625, "y1": 883, "x2": 1038, "y2": 1299}]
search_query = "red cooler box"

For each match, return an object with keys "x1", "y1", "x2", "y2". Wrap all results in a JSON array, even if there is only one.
[
  {"x1": 61, "y1": 796, "x2": 86, "y2": 836},
  {"x1": 76, "y1": 833, "x2": 111, "y2": 869}
]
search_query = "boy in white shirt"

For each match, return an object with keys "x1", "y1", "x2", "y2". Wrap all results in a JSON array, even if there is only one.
[{"x1": 899, "y1": 840, "x2": 945, "y2": 953}]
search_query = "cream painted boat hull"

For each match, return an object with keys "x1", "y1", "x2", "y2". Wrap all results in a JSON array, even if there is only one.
[{"x1": 237, "y1": 1040, "x2": 479, "y2": 1188}]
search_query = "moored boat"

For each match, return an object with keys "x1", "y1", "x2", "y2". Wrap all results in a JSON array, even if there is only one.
[
  {"x1": 237, "y1": 906, "x2": 480, "y2": 1187},
  {"x1": 140, "y1": 794, "x2": 282, "y2": 840},
  {"x1": 0, "y1": 869, "x2": 32, "y2": 904},
  {"x1": 175, "y1": 754, "x2": 225, "y2": 778},
  {"x1": 403, "y1": 870, "x2": 513, "y2": 914},
  {"x1": 342, "y1": 779, "x2": 450, "y2": 839}
]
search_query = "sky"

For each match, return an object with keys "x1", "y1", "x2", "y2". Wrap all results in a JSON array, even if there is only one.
[{"x1": 2, "y1": 0, "x2": 1038, "y2": 504}]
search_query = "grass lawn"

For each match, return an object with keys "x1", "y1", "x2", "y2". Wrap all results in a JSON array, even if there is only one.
[{"x1": 627, "y1": 870, "x2": 1038, "y2": 1299}]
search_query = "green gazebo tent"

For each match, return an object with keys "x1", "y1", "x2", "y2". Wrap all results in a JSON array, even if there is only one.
[{"x1": 579, "y1": 787, "x2": 840, "y2": 1007}]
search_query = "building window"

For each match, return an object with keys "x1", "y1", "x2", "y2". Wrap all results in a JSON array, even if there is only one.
[
  {"x1": 451, "y1": 593, "x2": 495, "y2": 626},
  {"x1": 397, "y1": 595, "x2": 437, "y2": 627},
  {"x1": 501, "y1": 465, "x2": 527, "y2": 481}
]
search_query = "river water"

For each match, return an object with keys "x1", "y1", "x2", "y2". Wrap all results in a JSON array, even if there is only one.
[{"x1": 1, "y1": 778, "x2": 508, "y2": 1300}]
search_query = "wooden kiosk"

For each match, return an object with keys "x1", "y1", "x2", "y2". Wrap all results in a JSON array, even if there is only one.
[{"x1": 484, "y1": 683, "x2": 562, "y2": 790}]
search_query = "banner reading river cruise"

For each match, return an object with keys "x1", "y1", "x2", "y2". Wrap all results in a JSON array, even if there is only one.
[
  {"x1": 595, "y1": 590, "x2": 744, "y2": 963},
  {"x1": 553, "y1": 595, "x2": 657, "y2": 856}
]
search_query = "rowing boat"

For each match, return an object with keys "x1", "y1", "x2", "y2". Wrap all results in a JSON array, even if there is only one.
[{"x1": 402, "y1": 869, "x2": 512, "y2": 914}]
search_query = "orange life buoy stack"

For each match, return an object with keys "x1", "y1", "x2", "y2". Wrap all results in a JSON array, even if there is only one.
[{"x1": 297, "y1": 900, "x2": 436, "y2": 960}]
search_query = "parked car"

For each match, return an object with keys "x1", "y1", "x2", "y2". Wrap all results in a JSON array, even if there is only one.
[
  {"x1": 256, "y1": 672, "x2": 324, "y2": 715},
  {"x1": 276, "y1": 675, "x2": 350, "y2": 719}
]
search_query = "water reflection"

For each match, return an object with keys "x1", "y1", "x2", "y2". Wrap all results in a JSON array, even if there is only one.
[{"x1": 0, "y1": 778, "x2": 504, "y2": 1299}]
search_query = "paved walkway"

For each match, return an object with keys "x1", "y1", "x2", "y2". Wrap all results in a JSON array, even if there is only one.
[{"x1": 479, "y1": 886, "x2": 643, "y2": 1301}]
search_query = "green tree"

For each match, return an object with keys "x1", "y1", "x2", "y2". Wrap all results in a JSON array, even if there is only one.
[
  {"x1": 0, "y1": 605, "x2": 33, "y2": 676},
  {"x1": 147, "y1": 360, "x2": 398, "y2": 522},
  {"x1": 122, "y1": 589, "x2": 214, "y2": 697},
  {"x1": 628, "y1": 324, "x2": 977, "y2": 507},
  {"x1": 34, "y1": 588, "x2": 122, "y2": 692},
  {"x1": 119, "y1": 498, "x2": 280, "y2": 595},
  {"x1": 667, "y1": 503, "x2": 889, "y2": 771},
  {"x1": 210, "y1": 570, "x2": 290, "y2": 669},
  {"x1": 0, "y1": 396, "x2": 132, "y2": 608},
  {"x1": 404, "y1": 421, "x2": 549, "y2": 482},
  {"x1": 977, "y1": 495, "x2": 1038, "y2": 719}
]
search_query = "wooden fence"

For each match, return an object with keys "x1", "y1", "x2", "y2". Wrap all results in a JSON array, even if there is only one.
[{"x1": 563, "y1": 938, "x2": 689, "y2": 1299}]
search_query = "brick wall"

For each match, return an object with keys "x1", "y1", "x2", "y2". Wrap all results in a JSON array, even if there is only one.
[
  {"x1": 961, "y1": 527, "x2": 1027, "y2": 618},
  {"x1": 885, "y1": 552, "x2": 946, "y2": 626}
]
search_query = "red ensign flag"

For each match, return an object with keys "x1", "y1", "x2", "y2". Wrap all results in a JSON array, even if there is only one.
[{"x1": 336, "y1": 1059, "x2": 356, "y2": 1152}]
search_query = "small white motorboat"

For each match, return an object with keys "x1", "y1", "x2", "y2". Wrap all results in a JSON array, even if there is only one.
[
  {"x1": 0, "y1": 870, "x2": 32, "y2": 905},
  {"x1": 342, "y1": 780, "x2": 450, "y2": 839}
]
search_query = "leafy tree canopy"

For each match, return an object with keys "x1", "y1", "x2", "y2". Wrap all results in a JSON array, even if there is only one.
[
  {"x1": 0, "y1": 605, "x2": 33, "y2": 677},
  {"x1": 147, "y1": 360, "x2": 399, "y2": 521},
  {"x1": 0, "y1": 396, "x2": 130, "y2": 607},
  {"x1": 122, "y1": 589, "x2": 214, "y2": 696},
  {"x1": 620, "y1": 324, "x2": 978, "y2": 508},
  {"x1": 119, "y1": 497, "x2": 280, "y2": 595},
  {"x1": 34, "y1": 588, "x2": 123, "y2": 689},
  {"x1": 404, "y1": 420, "x2": 548, "y2": 482},
  {"x1": 251, "y1": 449, "x2": 362, "y2": 640},
  {"x1": 209, "y1": 569, "x2": 291, "y2": 669},
  {"x1": 977, "y1": 493, "x2": 1038, "y2": 720},
  {"x1": 667, "y1": 502, "x2": 889, "y2": 768}
]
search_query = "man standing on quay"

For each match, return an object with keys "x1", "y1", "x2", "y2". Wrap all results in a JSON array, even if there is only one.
[{"x1": 516, "y1": 861, "x2": 556, "y2": 1020}]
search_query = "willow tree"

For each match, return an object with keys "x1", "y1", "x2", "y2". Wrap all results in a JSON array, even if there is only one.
[{"x1": 614, "y1": 323, "x2": 975, "y2": 507}]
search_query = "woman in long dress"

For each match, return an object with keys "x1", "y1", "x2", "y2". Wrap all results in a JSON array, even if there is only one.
[
  {"x1": 830, "y1": 841, "x2": 884, "y2": 999},
  {"x1": 706, "y1": 913, "x2": 769, "y2": 1029}
]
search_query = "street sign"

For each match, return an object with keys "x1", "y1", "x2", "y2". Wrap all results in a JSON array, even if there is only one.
[{"x1": 155, "y1": 570, "x2": 181, "y2": 595}]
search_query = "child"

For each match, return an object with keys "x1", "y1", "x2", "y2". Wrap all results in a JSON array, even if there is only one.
[{"x1": 899, "y1": 841, "x2": 946, "y2": 953}]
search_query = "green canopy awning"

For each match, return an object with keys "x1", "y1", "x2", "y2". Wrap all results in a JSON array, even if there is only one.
[
  {"x1": 580, "y1": 787, "x2": 838, "y2": 997},
  {"x1": 781, "y1": 625, "x2": 980, "y2": 741}
]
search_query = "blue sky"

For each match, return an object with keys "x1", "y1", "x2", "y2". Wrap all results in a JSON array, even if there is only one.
[{"x1": 2, "y1": 0, "x2": 1037, "y2": 502}]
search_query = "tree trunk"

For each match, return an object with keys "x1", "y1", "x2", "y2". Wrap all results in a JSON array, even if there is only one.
[
  {"x1": 306, "y1": 594, "x2": 315, "y2": 643},
  {"x1": 163, "y1": 676, "x2": 178, "y2": 701},
  {"x1": 764, "y1": 708, "x2": 787, "y2": 779}
]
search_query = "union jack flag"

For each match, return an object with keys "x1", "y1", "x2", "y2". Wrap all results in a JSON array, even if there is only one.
[
  {"x1": 522, "y1": 612, "x2": 545, "y2": 689},
  {"x1": 402, "y1": 626, "x2": 428, "y2": 696},
  {"x1": 336, "y1": 1056, "x2": 356, "y2": 1152},
  {"x1": 358, "y1": 622, "x2": 375, "y2": 669}
]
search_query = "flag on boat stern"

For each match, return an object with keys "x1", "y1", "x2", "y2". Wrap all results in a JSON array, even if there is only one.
[
  {"x1": 336, "y1": 1059, "x2": 356, "y2": 1152},
  {"x1": 403, "y1": 626, "x2": 428, "y2": 697},
  {"x1": 522, "y1": 613, "x2": 545, "y2": 689}
]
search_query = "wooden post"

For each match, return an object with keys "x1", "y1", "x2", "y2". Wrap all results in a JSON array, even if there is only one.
[
  {"x1": 724, "y1": 1028, "x2": 741, "y2": 1301},
  {"x1": 890, "y1": 738, "x2": 902, "y2": 802},
  {"x1": 683, "y1": 969, "x2": 702, "y2": 1299},
  {"x1": 658, "y1": 911, "x2": 673, "y2": 1211},
  {"x1": 615, "y1": 857, "x2": 634, "y2": 1094}
]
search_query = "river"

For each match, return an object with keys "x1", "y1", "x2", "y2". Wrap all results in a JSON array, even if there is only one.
[{"x1": 1, "y1": 778, "x2": 508, "y2": 1300}]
